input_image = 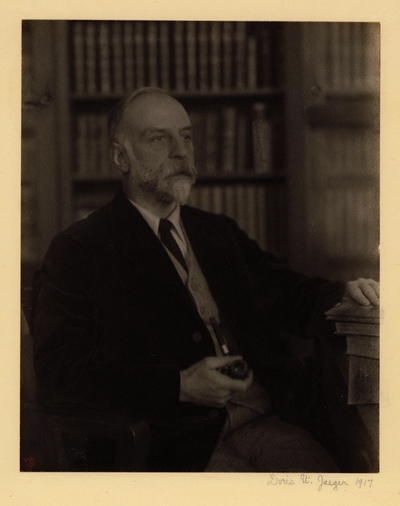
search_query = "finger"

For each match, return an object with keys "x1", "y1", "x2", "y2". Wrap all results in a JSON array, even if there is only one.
[
  {"x1": 204, "y1": 355, "x2": 244, "y2": 369},
  {"x1": 361, "y1": 281, "x2": 380, "y2": 306},
  {"x1": 345, "y1": 280, "x2": 371, "y2": 306}
]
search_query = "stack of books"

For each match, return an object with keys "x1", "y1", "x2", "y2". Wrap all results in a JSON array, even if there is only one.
[{"x1": 325, "y1": 297, "x2": 379, "y2": 405}]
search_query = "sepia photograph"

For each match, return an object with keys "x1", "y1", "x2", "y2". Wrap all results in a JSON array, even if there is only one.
[{"x1": 20, "y1": 20, "x2": 381, "y2": 475}]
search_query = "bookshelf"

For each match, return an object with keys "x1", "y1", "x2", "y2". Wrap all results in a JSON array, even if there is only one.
[
  {"x1": 63, "y1": 20, "x2": 287, "y2": 255},
  {"x1": 285, "y1": 22, "x2": 380, "y2": 282},
  {"x1": 22, "y1": 21, "x2": 379, "y2": 288}
]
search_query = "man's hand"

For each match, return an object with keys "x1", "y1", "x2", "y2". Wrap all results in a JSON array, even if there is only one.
[
  {"x1": 179, "y1": 356, "x2": 254, "y2": 408},
  {"x1": 345, "y1": 278, "x2": 379, "y2": 306}
]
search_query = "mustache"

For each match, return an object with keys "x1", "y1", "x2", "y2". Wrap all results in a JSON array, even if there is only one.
[{"x1": 170, "y1": 164, "x2": 198, "y2": 179}]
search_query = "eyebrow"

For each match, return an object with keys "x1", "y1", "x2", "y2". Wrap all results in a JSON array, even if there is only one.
[{"x1": 142, "y1": 125, "x2": 192, "y2": 137}]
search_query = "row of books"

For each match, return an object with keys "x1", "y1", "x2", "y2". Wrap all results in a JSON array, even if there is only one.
[
  {"x1": 73, "y1": 102, "x2": 276, "y2": 177},
  {"x1": 71, "y1": 20, "x2": 275, "y2": 94},
  {"x1": 304, "y1": 22, "x2": 379, "y2": 93},
  {"x1": 74, "y1": 182, "x2": 287, "y2": 256}
]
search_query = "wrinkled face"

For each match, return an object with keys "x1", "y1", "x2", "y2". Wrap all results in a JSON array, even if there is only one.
[{"x1": 118, "y1": 93, "x2": 197, "y2": 206}]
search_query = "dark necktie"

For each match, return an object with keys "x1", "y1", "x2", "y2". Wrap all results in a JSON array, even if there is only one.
[{"x1": 158, "y1": 219, "x2": 188, "y2": 272}]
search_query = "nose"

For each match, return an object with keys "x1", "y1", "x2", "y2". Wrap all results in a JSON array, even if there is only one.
[{"x1": 169, "y1": 136, "x2": 189, "y2": 159}]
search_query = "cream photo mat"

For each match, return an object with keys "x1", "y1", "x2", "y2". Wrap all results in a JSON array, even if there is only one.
[{"x1": 1, "y1": 0, "x2": 399, "y2": 505}]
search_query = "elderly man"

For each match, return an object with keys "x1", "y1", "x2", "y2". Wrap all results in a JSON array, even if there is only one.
[{"x1": 33, "y1": 87, "x2": 379, "y2": 472}]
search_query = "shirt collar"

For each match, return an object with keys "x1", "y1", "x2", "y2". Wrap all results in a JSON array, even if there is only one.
[{"x1": 129, "y1": 199, "x2": 185, "y2": 242}]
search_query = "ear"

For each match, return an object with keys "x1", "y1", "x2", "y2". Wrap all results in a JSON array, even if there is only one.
[{"x1": 111, "y1": 142, "x2": 130, "y2": 174}]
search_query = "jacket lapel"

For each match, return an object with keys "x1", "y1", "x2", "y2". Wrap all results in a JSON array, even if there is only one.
[{"x1": 107, "y1": 192, "x2": 198, "y2": 316}]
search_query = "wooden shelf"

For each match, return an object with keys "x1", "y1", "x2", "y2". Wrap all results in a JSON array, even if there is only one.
[
  {"x1": 72, "y1": 172, "x2": 286, "y2": 184},
  {"x1": 71, "y1": 87, "x2": 284, "y2": 103}
]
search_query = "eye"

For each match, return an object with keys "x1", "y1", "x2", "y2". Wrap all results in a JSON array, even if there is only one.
[
  {"x1": 152, "y1": 135, "x2": 165, "y2": 142},
  {"x1": 183, "y1": 134, "x2": 192, "y2": 142}
]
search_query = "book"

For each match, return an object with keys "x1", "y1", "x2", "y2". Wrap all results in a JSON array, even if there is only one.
[
  {"x1": 186, "y1": 21, "x2": 197, "y2": 90},
  {"x1": 222, "y1": 22, "x2": 233, "y2": 88},
  {"x1": 76, "y1": 115, "x2": 89, "y2": 176},
  {"x1": 85, "y1": 22, "x2": 97, "y2": 94},
  {"x1": 259, "y1": 26, "x2": 272, "y2": 87},
  {"x1": 123, "y1": 22, "x2": 135, "y2": 91},
  {"x1": 159, "y1": 22, "x2": 170, "y2": 90},
  {"x1": 134, "y1": 22, "x2": 145, "y2": 88},
  {"x1": 198, "y1": 22, "x2": 209, "y2": 90},
  {"x1": 346, "y1": 335, "x2": 379, "y2": 360},
  {"x1": 326, "y1": 297, "x2": 379, "y2": 323},
  {"x1": 210, "y1": 22, "x2": 221, "y2": 91},
  {"x1": 174, "y1": 22, "x2": 185, "y2": 91},
  {"x1": 204, "y1": 109, "x2": 219, "y2": 173},
  {"x1": 247, "y1": 35, "x2": 257, "y2": 89},
  {"x1": 236, "y1": 109, "x2": 248, "y2": 172},
  {"x1": 98, "y1": 22, "x2": 111, "y2": 94},
  {"x1": 335, "y1": 321, "x2": 379, "y2": 337},
  {"x1": 147, "y1": 22, "x2": 158, "y2": 87},
  {"x1": 256, "y1": 185, "x2": 267, "y2": 251},
  {"x1": 111, "y1": 22, "x2": 124, "y2": 93},
  {"x1": 221, "y1": 106, "x2": 237, "y2": 172},
  {"x1": 235, "y1": 22, "x2": 246, "y2": 89},
  {"x1": 245, "y1": 185, "x2": 257, "y2": 242},
  {"x1": 72, "y1": 21, "x2": 85, "y2": 94},
  {"x1": 252, "y1": 102, "x2": 272, "y2": 173}
]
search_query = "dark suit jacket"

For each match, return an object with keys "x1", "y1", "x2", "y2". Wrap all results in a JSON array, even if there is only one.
[{"x1": 33, "y1": 191, "x2": 345, "y2": 471}]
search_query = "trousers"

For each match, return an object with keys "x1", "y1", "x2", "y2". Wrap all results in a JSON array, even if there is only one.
[{"x1": 205, "y1": 413, "x2": 338, "y2": 472}]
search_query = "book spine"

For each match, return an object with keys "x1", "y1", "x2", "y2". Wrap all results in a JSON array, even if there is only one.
[
  {"x1": 186, "y1": 21, "x2": 197, "y2": 90},
  {"x1": 236, "y1": 109, "x2": 248, "y2": 172},
  {"x1": 257, "y1": 185, "x2": 267, "y2": 251},
  {"x1": 99, "y1": 113, "x2": 110, "y2": 177},
  {"x1": 222, "y1": 22, "x2": 233, "y2": 89},
  {"x1": 211, "y1": 185, "x2": 224, "y2": 214},
  {"x1": 252, "y1": 102, "x2": 272, "y2": 173},
  {"x1": 134, "y1": 22, "x2": 145, "y2": 88},
  {"x1": 235, "y1": 183, "x2": 247, "y2": 231},
  {"x1": 204, "y1": 110, "x2": 219, "y2": 173},
  {"x1": 198, "y1": 22, "x2": 209, "y2": 90},
  {"x1": 72, "y1": 21, "x2": 85, "y2": 94},
  {"x1": 245, "y1": 185, "x2": 257, "y2": 241},
  {"x1": 235, "y1": 22, "x2": 246, "y2": 89},
  {"x1": 210, "y1": 22, "x2": 221, "y2": 91},
  {"x1": 221, "y1": 106, "x2": 237, "y2": 173},
  {"x1": 147, "y1": 22, "x2": 158, "y2": 87},
  {"x1": 123, "y1": 22, "x2": 135, "y2": 91},
  {"x1": 76, "y1": 115, "x2": 88, "y2": 176},
  {"x1": 247, "y1": 35, "x2": 257, "y2": 90},
  {"x1": 259, "y1": 27, "x2": 272, "y2": 87},
  {"x1": 224, "y1": 184, "x2": 236, "y2": 219},
  {"x1": 159, "y1": 22, "x2": 170, "y2": 90},
  {"x1": 174, "y1": 22, "x2": 185, "y2": 91},
  {"x1": 87, "y1": 114, "x2": 97, "y2": 177},
  {"x1": 111, "y1": 22, "x2": 124, "y2": 94},
  {"x1": 98, "y1": 22, "x2": 111, "y2": 95},
  {"x1": 330, "y1": 23, "x2": 341, "y2": 91},
  {"x1": 198, "y1": 185, "x2": 212, "y2": 212},
  {"x1": 85, "y1": 22, "x2": 97, "y2": 94}
]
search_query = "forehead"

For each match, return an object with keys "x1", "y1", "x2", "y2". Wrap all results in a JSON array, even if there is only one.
[{"x1": 122, "y1": 93, "x2": 191, "y2": 133}]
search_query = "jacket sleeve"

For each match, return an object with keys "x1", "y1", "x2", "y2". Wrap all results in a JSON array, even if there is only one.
[
  {"x1": 33, "y1": 230, "x2": 181, "y2": 423},
  {"x1": 218, "y1": 214, "x2": 346, "y2": 339}
]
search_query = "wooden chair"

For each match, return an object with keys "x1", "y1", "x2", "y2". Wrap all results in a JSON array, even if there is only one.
[{"x1": 20, "y1": 308, "x2": 151, "y2": 472}]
